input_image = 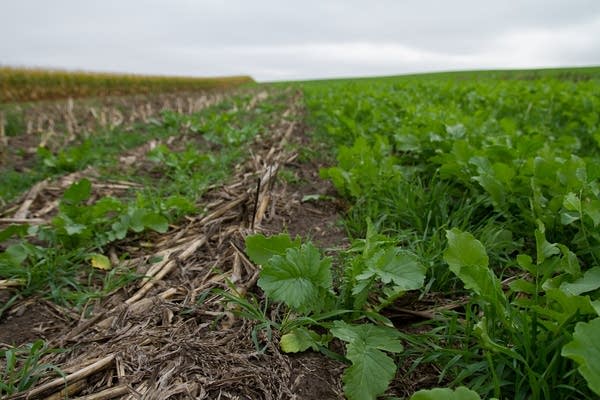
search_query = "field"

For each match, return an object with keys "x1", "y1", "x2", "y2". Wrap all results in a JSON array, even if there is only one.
[
  {"x1": 1, "y1": 67, "x2": 600, "y2": 399},
  {"x1": 0, "y1": 67, "x2": 254, "y2": 103}
]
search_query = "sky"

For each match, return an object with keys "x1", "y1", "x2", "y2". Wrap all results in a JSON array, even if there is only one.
[{"x1": 1, "y1": 0, "x2": 600, "y2": 82}]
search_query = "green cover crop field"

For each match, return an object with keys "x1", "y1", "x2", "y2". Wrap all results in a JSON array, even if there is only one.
[{"x1": 1, "y1": 67, "x2": 600, "y2": 399}]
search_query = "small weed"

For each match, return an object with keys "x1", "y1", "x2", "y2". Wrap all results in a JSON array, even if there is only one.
[
  {"x1": 278, "y1": 168, "x2": 300, "y2": 185},
  {"x1": 0, "y1": 340, "x2": 64, "y2": 396},
  {"x1": 2, "y1": 109, "x2": 25, "y2": 137}
]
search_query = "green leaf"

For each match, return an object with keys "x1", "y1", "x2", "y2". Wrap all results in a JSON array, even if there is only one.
[
  {"x1": 331, "y1": 321, "x2": 403, "y2": 400},
  {"x1": 141, "y1": 212, "x2": 169, "y2": 233},
  {"x1": 509, "y1": 278, "x2": 537, "y2": 295},
  {"x1": 280, "y1": 327, "x2": 320, "y2": 353},
  {"x1": 535, "y1": 221, "x2": 560, "y2": 264},
  {"x1": 560, "y1": 211, "x2": 580, "y2": 225},
  {"x1": 129, "y1": 208, "x2": 146, "y2": 232},
  {"x1": 0, "y1": 225, "x2": 29, "y2": 243},
  {"x1": 557, "y1": 244, "x2": 581, "y2": 276},
  {"x1": 532, "y1": 289, "x2": 596, "y2": 328},
  {"x1": 64, "y1": 222, "x2": 87, "y2": 236},
  {"x1": 516, "y1": 254, "x2": 535, "y2": 274},
  {"x1": 245, "y1": 233, "x2": 301, "y2": 266},
  {"x1": 62, "y1": 179, "x2": 92, "y2": 204},
  {"x1": 470, "y1": 156, "x2": 508, "y2": 207},
  {"x1": 111, "y1": 216, "x2": 129, "y2": 240},
  {"x1": 562, "y1": 317, "x2": 600, "y2": 395},
  {"x1": 4, "y1": 243, "x2": 29, "y2": 264},
  {"x1": 444, "y1": 229, "x2": 503, "y2": 304},
  {"x1": 92, "y1": 196, "x2": 124, "y2": 216},
  {"x1": 563, "y1": 192, "x2": 581, "y2": 211},
  {"x1": 560, "y1": 267, "x2": 600, "y2": 296},
  {"x1": 583, "y1": 200, "x2": 600, "y2": 227},
  {"x1": 444, "y1": 229, "x2": 489, "y2": 273},
  {"x1": 257, "y1": 243, "x2": 332, "y2": 313},
  {"x1": 446, "y1": 123, "x2": 466, "y2": 138},
  {"x1": 357, "y1": 248, "x2": 426, "y2": 291},
  {"x1": 410, "y1": 387, "x2": 482, "y2": 400},
  {"x1": 331, "y1": 321, "x2": 404, "y2": 353},
  {"x1": 342, "y1": 348, "x2": 395, "y2": 400}
]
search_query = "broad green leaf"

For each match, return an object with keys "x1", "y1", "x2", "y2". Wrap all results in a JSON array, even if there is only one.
[
  {"x1": 141, "y1": 212, "x2": 169, "y2": 233},
  {"x1": 357, "y1": 248, "x2": 426, "y2": 291},
  {"x1": 331, "y1": 321, "x2": 403, "y2": 400},
  {"x1": 410, "y1": 386, "x2": 482, "y2": 400},
  {"x1": 342, "y1": 347, "x2": 396, "y2": 400},
  {"x1": 111, "y1": 216, "x2": 129, "y2": 240},
  {"x1": 560, "y1": 211, "x2": 580, "y2": 225},
  {"x1": 446, "y1": 123, "x2": 466, "y2": 138},
  {"x1": 64, "y1": 222, "x2": 87, "y2": 236},
  {"x1": 444, "y1": 229, "x2": 503, "y2": 304},
  {"x1": 245, "y1": 233, "x2": 301, "y2": 266},
  {"x1": 444, "y1": 229, "x2": 489, "y2": 273},
  {"x1": 535, "y1": 221, "x2": 560, "y2": 264},
  {"x1": 470, "y1": 156, "x2": 508, "y2": 207},
  {"x1": 0, "y1": 225, "x2": 29, "y2": 243},
  {"x1": 560, "y1": 267, "x2": 600, "y2": 296},
  {"x1": 534, "y1": 288, "x2": 596, "y2": 327},
  {"x1": 331, "y1": 321, "x2": 404, "y2": 353},
  {"x1": 492, "y1": 162, "x2": 515, "y2": 185},
  {"x1": 557, "y1": 244, "x2": 581, "y2": 276},
  {"x1": 473, "y1": 172, "x2": 506, "y2": 206},
  {"x1": 280, "y1": 327, "x2": 320, "y2": 353},
  {"x1": 257, "y1": 243, "x2": 332, "y2": 313},
  {"x1": 516, "y1": 254, "x2": 535, "y2": 274},
  {"x1": 499, "y1": 117, "x2": 517, "y2": 134},
  {"x1": 592, "y1": 300, "x2": 600, "y2": 316},
  {"x1": 129, "y1": 208, "x2": 146, "y2": 232},
  {"x1": 62, "y1": 179, "x2": 92, "y2": 204},
  {"x1": 92, "y1": 196, "x2": 124, "y2": 216},
  {"x1": 562, "y1": 317, "x2": 600, "y2": 395},
  {"x1": 583, "y1": 200, "x2": 600, "y2": 227},
  {"x1": 563, "y1": 192, "x2": 581, "y2": 211},
  {"x1": 393, "y1": 133, "x2": 420, "y2": 152},
  {"x1": 3, "y1": 243, "x2": 29, "y2": 264},
  {"x1": 509, "y1": 278, "x2": 537, "y2": 295}
]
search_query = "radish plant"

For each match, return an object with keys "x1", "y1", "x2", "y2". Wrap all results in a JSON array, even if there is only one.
[{"x1": 240, "y1": 232, "x2": 426, "y2": 400}]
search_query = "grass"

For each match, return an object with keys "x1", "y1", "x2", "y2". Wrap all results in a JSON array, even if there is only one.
[
  {"x1": 0, "y1": 340, "x2": 63, "y2": 397},
  {"x1": 279, "y1": 65, "x2": 600, "y2": 86}
]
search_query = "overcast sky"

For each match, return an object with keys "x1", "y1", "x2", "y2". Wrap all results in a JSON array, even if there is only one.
[{"x1": 2, "y1": 0, "x2": 599, "y2": 81}]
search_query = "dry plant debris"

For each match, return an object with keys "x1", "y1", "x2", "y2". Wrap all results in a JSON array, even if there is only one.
[{"x1": 1, "y1": 90, "x2": 346, "y2": 399}]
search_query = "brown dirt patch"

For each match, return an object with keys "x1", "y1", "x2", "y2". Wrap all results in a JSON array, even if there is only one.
[
  {"x1": 0, "y1": 298, "x2": 69, "y2": 346},
  {"x1": 261, "y1": 157, "x2": 348, "y2": 251}
]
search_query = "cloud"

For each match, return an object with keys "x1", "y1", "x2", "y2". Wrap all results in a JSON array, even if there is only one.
[{"x1": 1, "y1": 0, "x2": 599, "y2": 80}]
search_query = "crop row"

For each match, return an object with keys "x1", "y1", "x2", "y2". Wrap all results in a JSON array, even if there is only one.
[{"x1": 301, "y1": 75, "x2": 600, "y2": 398}]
